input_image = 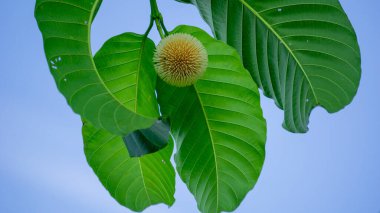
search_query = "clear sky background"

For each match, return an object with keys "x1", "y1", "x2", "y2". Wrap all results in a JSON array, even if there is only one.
[{"x1": 0, "y1": 0, "x2": 379, "y2": 212}]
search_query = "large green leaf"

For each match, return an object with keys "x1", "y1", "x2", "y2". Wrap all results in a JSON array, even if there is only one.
[
  {"x1": 83, "y1": 121, "x2": 175, "y2": 211},
  {"x1": 176, "y1": 0, "x2": 361, "y2": 133},
  {"x1": 157, "y1": 25, "x2": 266, "y2": 213},
  {"x1": 35, "y1": 0, "x2": 158, "y2": 135}
]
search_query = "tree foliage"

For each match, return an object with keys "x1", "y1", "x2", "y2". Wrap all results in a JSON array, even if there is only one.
[{"x1": 35, "y1": 0, "x2": 361, "y2": 212}]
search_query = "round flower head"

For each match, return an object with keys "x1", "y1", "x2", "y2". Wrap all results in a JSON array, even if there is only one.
[{"x1": 154, "y1": 33, "x2": 208, "y2": 87}]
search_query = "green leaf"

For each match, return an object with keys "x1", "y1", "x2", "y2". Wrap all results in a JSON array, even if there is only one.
[
  {"x1": 83, "y1": 121, "x2": 175, "y2": 212},
  {"x1": 157, "y1": 25, "x2": 266, "y2": 213},
  {"x1": 123, "y1": 120, "x2": 170, "y2": 157},
  {"x1": 176, "y1": 0, "x2": 361, "y2": 133},
  {"x1": 93, "y1": 32, "x2": 160, "y2": 128},
  {"x1": 35, "y1": 0, "x2": 158, "y2": 135}
]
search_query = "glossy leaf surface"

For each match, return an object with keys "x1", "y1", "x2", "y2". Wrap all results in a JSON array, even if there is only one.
[
  {"x1": 83, "y1": 122, "x2": 175, "y2": 211},
  {"x1": 176, "y1": 0, "x2": 361, "y2": 133},
  {"x1": 157, "y1": 25, "x2": 266, "y2": 213},
  {"x1": 35, "y1": 0, "x2": 158, "y2": 135}
]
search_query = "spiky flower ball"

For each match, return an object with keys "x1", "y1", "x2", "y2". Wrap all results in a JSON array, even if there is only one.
[{"x1": 154, "y1": 33, "x2": 208, "y2": 87}]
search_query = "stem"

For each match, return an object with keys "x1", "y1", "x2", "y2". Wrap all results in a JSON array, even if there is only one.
[
  {"x1": 155, "y1": 19, "x2": 165, "y2": 38},
  {"x1": 144, "y1": 18, "x2": 154, "y2": 37},
  {"x1": 159, "y1": 18, "x2": 169, "y2": 35},
  {"x1": 149, "y1": 0, "x2": 160, "y2": 18},
  {"x1": 149, "y1": 0, "x2": 168, "y2": 38}
]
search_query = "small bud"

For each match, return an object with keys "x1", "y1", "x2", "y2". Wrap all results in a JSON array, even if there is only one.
[{"x1": 154, "y1": 33, "x2": 208, "y2": 87}]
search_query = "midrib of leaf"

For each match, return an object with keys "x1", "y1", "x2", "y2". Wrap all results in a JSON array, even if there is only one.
[
  {"x1": 239, "y1": 0, "x2": 319, "y2": 104},
  {"x1": 87, "y1": 0, "x2": 130, "y2": 132},
  {"x1": 194, "y1": 85, "x2": 220, "y2": 211},
  {"x1": 134, "y1": 35, "x2": 148, "y2": 113},
  {"x1": 138, "y1": 159, "x2": 152, "y2": 205},
  {"x1": 86, "y1": 0, "x2": 148, "y2": 120}
]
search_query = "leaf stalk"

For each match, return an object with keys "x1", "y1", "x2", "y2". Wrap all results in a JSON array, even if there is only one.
[{"x1": 149, "y1": 0, "x2": 168, "y2": 38}]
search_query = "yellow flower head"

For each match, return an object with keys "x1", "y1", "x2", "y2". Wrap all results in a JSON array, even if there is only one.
[{"x1": 154, "y1": 33, "x2": 208, "y2": 87}]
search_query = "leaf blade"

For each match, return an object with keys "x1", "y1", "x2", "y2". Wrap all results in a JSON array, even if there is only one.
[
  {"x1": 157, "y1": 25, "x2": 266, "y2": 213},
  {"x1": 94, "y1": 32, "x2": 159, "y2": 119},
  {"x1": 83, "y1": 122, "x2": 176, "y2": 212},
  {"x1": 35, "y1": 0, "x2": 158, "y2": 135},
  {"x1": 177, "y1": 0, "x2": 361, "y2": 133}
]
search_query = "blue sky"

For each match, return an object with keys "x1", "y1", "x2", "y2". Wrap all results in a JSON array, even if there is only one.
[{"x1": 1, "y1": 0, "x2": 379, "y2": 212}]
